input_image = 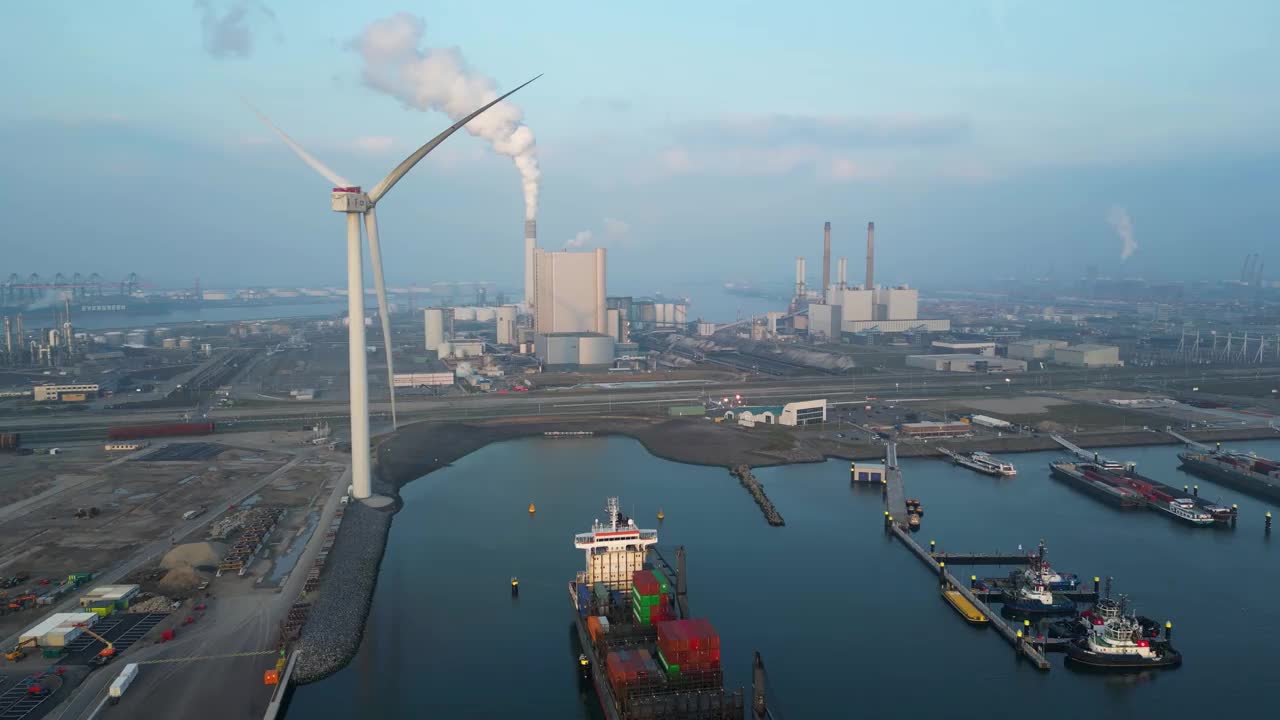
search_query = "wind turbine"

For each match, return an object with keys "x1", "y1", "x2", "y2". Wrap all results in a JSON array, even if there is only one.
[{"x1": 250, "y1": 75, "x2": 540, "y2": 500}]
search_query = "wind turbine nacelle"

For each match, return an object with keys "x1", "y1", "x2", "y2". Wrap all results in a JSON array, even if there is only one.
[{"x1": 331, "y1": 187, "x2": 370, "y2": 213}]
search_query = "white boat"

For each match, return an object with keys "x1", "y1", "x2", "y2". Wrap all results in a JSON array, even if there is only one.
[
  {"x1": 940, "y1": 447, "x2": 1017, "y2": 476},
  {"x1": 1158, "y1": 498, "x2": 1215, "y2": 526},
  {"x1": 1067, "y1": 597, "x2": 1182, "y2": 669}
]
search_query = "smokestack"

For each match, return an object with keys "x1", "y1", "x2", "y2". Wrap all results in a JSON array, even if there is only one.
[
  {"x1": 822, "y1": 222, "x2": 831, "y2": 301},
  {"x1": 837, "y1": 257, "x2": 847, "y2": 290},
  {"x1": 595, "y1": 248, "x2": 607, "y2": 334},
  {"x1": 3, "y1": 317, "x2": 10, "y2": 357},
  {"x1": 524, "y1": 220, "x2": 537, "y2": 308},
  {"x1": 795, "y1": 257, "x2": 806, "y2": 299},
  {"x1": 865, "y1": 222, "x2": 875, "y2": 290}
]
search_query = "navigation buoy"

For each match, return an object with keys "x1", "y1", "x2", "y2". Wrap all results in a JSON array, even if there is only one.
[
  {"x1": 657, "y1": 508, "x2": 665, "y2": 521},
  {"x1": 511, "y1": 577, "x2": 519, "y2": 595},
  {"x1": 528, "y1": 503, "x2": 536, "y2": 514}
]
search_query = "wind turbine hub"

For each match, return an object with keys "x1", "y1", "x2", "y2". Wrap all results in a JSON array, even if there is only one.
[{"x1": 331, "y1": 187, "x2": 370, "y2": 214}]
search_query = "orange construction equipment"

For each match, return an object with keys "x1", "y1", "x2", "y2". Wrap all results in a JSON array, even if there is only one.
[
  {"x1": 263, "y1": 669, "x2": 280, "y2": 685},
  {"x1": 6, "y1": 638, "x2": 37, "y2": 661},
  {"x1": 73, "y1": 624, "x2": 116, "y2": 658}
]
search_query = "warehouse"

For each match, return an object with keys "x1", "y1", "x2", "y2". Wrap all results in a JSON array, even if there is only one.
[
  {"x1": 79, "y1": 584, "x2": 140, "y2": 612},
  {"x1": 906, "y1": 354, "x2": 1027, "y2": 373},
  {"x1": 1007, "y1": 338, "x2": 1069, "y2": 360},
  {"x1": 1053, "y1": 343, "x2": 1122, "y2": 368},
  {"x1": 21, "y1": 612, "x2": 99, "y2": 647},
  {"x1": 438, "y1": 339, "x2": 485, "y2": 359},
  {"x1": 931, "y1": 341, "x2": 995, "y2": 356},
  {"x1": 535, "y1": 332, "x2": 616, "y2": 370}
]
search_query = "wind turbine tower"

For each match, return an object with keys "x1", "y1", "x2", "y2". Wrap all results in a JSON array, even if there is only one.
[{"x1": 254, "y1": 75, "x2": 540, "y2": 501}]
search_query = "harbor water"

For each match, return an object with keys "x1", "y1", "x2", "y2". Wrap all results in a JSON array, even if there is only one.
[{"x1": 287, "y1": 437, "x2": 1280, "y2": 718}]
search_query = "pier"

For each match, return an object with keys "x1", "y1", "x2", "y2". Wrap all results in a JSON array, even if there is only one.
[
  {"x1": 930, "y1": 552, "x2": 1032, "y2": 565},
  {"x1": 730, "y1": 465, "x2": 785, "y2": 526},
  {"x1": 887, "y1": 523, "x2": 1052, "y2": 670},
  {"x1": 883, "y1": 441, "x2": 1051, "y2": 670},
  {"x1": 1166, "y1": 429, "x2": 1212, "y2": 451},
  {"x1": 1050, "y1": 433, "x2": 1123, "y2": 468}
]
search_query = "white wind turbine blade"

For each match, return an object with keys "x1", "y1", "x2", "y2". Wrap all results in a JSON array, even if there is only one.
[
  {"x1": 364, "y1": 207, "x2": 397, "y2": 429},
  {"x1": 244, "y1": 99, "x2": 354, "y2": 188},
  {"x1": 366, "y1": 74, "x2": 542, "y2": 203}
]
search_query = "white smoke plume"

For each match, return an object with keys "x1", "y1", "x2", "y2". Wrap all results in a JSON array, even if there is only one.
[
  {"x1": 1107, "y1": 206, "x2": 1137, "y2": 261},
  {"x1": 563, "y1": 230, "x2": 593, "y2": 249},
  {"x1": 351, "y1": 14, "x2": 540, "y2": 220},
  {"x1": 25, "y1": 290, "x2": 72, "y2": 311}
]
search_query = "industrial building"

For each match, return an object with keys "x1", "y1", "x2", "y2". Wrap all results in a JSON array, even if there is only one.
[
  {"x1": 931, "y1": 341, "x2": 995, "y2": 356},
  {"x1": 423, "y1": 308, "x2": 449, "y2": 351},
  {"x1": 896, "y1": 421, "x2": 974, "y2": 439},
  {"x1": 33, "y1": 383, "x2": 99, "y2": 401},
  {"x1": 392, "y1": 372, "x2": 455, "y2": 388},
  {"x1": 20, "y1": 612, "x2": 100, "y2": 648},
  {"x1": 1053, "y1": 343, "x2": 1122, "y2": 368},
  {"x1": 1007, "y1": 338, "x2": 1069, "y2": 361},
  {"x1": 495, "y1": 305, "x2": 518, "y2": 345},
  {"x1": 724, "y1": 399, "x2": 827, "y2": 427},
  {"x1": 438, "y1": 339, "x2": 485, "y2": 359},
  {"x1": 534, "y1": 248, "x2": 607, "y2": 335},
  {"x1": 535, "y1": 332, "x2": 616, "y2": 370},
  {"x1": 906, "y1": 354, "x2": 1027, "y2": 373},
  {"x1": 79, "y1": 584, "x2": 140, "y2": 614}
]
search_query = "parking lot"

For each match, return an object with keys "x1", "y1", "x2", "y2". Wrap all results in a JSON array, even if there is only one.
[{"x1": 134, "y1": 444, "x2": 227, "y2": 462}]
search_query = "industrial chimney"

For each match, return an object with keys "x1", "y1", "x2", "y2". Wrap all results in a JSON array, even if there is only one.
[
  {"x1": 822, "y1": 222, "x2": 832, "y2": 301},
  {"x1": 794, "y1": 257, "x2": 806, "y2": 300},
  {"x1": 865, "y1": 222, "x2": 875, "y2": 290},
  {"x1": 524, "y1": 220, "x2": 537, "y2": 307},
  {"x1": 837, "y1": 257, "x2": 847, "y2": 291}
]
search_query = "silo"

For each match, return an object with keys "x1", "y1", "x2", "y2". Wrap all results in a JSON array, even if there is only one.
[
  {"x1": 496, "y1": 305, "x2": 517, "y2": 345},
  {"x1": 424, "y1": 308, "x2": 446, "y2": 351}
]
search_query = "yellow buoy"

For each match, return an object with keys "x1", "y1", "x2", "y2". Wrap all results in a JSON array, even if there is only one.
[
  {"x1": 528, "y1": 503, "x2": 536, "y2": 514},
  {"x1": 657, "y1": 508, "x2": 665, "y2": 521}
]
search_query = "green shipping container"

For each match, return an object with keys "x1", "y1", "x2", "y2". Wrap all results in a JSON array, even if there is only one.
[
  {"x1": 658, "y1": 648, "x2": 680, "y2": 676},
  {"x1": 42, "y1": 648, "x2": 65, "y2": 658},
  {"x1": 650, "y1": 569, "x2": 672, "y2": 594},
  {"x1": 633, "y1": 608, "x2": 650, "y2": 626},
  {"x1": 667, "y1": 405, "x2": 706, "y2": 417},
  {"x1": 630, "y1": 590, "x2": 660, "y2": 607}
]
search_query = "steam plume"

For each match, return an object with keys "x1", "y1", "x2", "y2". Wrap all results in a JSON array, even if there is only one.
[
  {"x1": 563, "y1": 230, "x2": 593, "y2": 249},
  {"x1": 351, "y1": 14, "x2": 540, "y2": 220},
  {"x1": 1107, "y1": 206, "x2": 1137, "y2": 261}
]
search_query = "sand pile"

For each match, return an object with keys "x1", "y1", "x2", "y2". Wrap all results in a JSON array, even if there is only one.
[
  {"x1": 158, "y1": 565, "x2": 205, "y2": 594},
  {"x1": 161, "y1": 542, "x2": 226, "y2": 569}
]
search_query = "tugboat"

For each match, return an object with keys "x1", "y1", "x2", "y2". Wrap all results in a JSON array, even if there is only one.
[
  {"x1": 1065, "y1": 596, "x2": 1182, "y2": 670},
  {"x1": 1019, "y1": 541, "x2": 1079, "y2": 591},
  {"x1": 1002, "y1": 543, "x2": 1075, "y2": 615}
]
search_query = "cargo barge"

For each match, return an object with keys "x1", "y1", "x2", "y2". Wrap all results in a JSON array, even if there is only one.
[
  {"x1": 1104, "y1": 462, "x2": 1235, "y2": 525},
  {"x1": 1049, "y1": 461, "x2": 1144, "y2": 508},
  {"x1": 568, "y1": 498, "x2": 749, "y2": 720},
  {"x1": 1178, "y1": 446, "x2": 1280, "y2": 503}
]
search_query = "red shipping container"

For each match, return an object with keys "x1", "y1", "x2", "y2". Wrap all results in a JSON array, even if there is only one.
[{"x1": 631, "y1": 570, "x2": 660, "y2": 596}]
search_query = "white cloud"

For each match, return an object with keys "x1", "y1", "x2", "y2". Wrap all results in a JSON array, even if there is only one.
[{"x1": 353, "y1": 136, "x2": 395, "y2": 154}]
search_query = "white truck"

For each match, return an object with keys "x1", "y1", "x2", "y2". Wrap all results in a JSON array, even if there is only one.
[
  {"x1": 181, "y1": 506, "x2": 208, "y2": 521},
  {"x1": 109, "y1": 663, "x2": 139, "y2": 705}
]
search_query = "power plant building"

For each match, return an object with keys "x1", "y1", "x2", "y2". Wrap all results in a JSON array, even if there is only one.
[
  {"x1": 535, "y1": 332, "x2": 615, "y2": 370},
  {"x1": 534, "y1": 248, "x2": 607, "y2": 335},
  {"x1": 906, "y1": 354, "x2": 1027, "y2": 373},
  {"x1": 423, "y1": 308, "x2": 448, "y2": 351},
  {"x1": 495, "y1": 305, "x2": 518, "y2": 346}
]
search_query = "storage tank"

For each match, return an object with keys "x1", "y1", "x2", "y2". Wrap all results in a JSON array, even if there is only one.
[
  {"x1": 125, "y1": 331, "x2": 148, "y2": 346},
  {"x1": 161, "y1": 338, "x2": 177, "y2": 349},
  {"x1": 424, "y1": 308, "x2": 446, "y2": 351},
  {"x1": 495, "y1": 305, "x2": 517, "y2": 345},
  {"x1": 178, "y1": 337, "x2": 193, "y2": 349},
  {"x1": 103, "y1": 331, "x2": 124, "y2": 346}
]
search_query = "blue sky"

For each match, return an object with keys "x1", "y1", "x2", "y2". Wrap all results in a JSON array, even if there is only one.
[{"x1": 2, "y1": 1, "x2": 1278, "y2": 294}]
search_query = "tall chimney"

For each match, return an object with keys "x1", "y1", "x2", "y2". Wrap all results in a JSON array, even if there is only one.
[
  {"x1": 822, "y1": 222, "x2": 831, "y2": 301},
  {"x1": 523, "y1": 220, "x2": 537, "y2": 308},
  {"x1": 865, "y1": 221, "x2": 875, "y2": 290},
  {"x1": 794, "y1": 257, "x2": 806, "y2": 299},
  {"x1": 837, "y1": 257, "x2": 847, "y2": 290}
]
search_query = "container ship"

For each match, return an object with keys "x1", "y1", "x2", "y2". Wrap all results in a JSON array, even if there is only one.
[
  {"x1": 938, "y1": 447, "x2": 1016, "y2": 476},
  {"x1": 1178, "y1": 445, "x2": 1280, "y2": 503},
  {"x1": 568, "y1": 498, "x2": 755, "y2": 720}
]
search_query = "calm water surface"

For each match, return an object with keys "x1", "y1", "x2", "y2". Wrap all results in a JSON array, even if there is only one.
[{"x1": 288, "y1": 437, "x2": 1280, "y2": 719}]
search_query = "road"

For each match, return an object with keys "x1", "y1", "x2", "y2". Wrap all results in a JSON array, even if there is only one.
[{"x1": 47, "y1": 459, "x2": 349, "y2": 720}]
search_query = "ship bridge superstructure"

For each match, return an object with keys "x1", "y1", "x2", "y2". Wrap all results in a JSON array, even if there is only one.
[{"x1": 574, "y1": 497, "x2": 657, "y2": 588}]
